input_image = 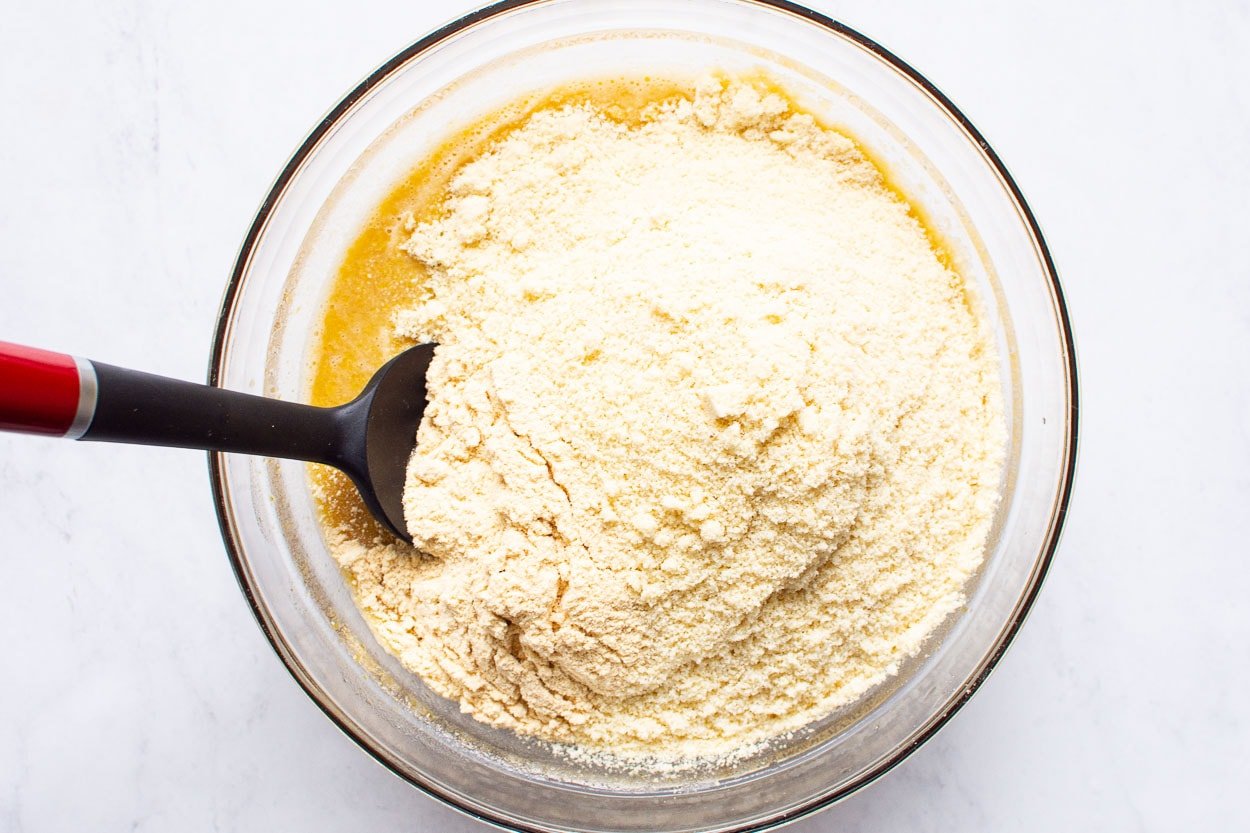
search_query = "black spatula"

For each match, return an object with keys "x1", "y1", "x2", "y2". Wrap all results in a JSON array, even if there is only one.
[{"x1": 0, "y1": 340, "x2": 435, "y2": 543}]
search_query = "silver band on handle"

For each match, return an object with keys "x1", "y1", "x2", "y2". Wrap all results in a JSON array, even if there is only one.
[{"x1": 65, "y1": 357, "x2": 98, "y2": 440}]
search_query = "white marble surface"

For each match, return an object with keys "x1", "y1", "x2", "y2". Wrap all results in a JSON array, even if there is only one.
[{"x1": 1, "y1": 0, "x2": 1247, "y2": 830}]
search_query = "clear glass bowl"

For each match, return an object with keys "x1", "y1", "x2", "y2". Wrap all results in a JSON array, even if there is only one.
[{"x1": 208, "y1": 1, "x2": 1078, "y2": 831}]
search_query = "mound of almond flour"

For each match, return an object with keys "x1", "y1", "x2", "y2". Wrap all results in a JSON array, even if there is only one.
[{"x1": 328, "y1": 77, "x2": 1005, "y2": 758}]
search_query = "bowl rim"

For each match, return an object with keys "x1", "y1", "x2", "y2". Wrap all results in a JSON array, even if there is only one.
[{"x1": 207, "y1": 1, "x2": 1080, "y2": 829}]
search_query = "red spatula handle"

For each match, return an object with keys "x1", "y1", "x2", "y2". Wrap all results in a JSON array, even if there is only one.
[
  {"x1": 0, "y1": 339, "x2": 345, "y2": 465},
  {"x1": 0, "y1": 341, "x2": 97, "y2": 437}
]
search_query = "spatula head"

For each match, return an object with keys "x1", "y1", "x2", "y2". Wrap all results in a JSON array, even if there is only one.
[{"x1": 344, "y1": 343, "x2": 436, "y2": 543}]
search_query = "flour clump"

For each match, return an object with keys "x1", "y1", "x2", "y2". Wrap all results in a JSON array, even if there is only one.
[{"x1": 328, "y1": 77, "x2": 1005, "y2": 757}]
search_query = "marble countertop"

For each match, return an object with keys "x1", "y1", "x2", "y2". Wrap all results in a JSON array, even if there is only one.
[{"x1": 2, "y1": 1, "x2": 1247, "y2": 830}]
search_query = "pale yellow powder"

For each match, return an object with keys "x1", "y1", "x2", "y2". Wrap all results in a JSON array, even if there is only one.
[{"x1": 328, "y1": 77, "x2": 1005, "y2": 758}]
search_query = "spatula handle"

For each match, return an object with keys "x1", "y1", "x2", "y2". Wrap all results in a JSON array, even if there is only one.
[
  {"x1": 0, "y1": 341, "x2": 96, "y2": 437},
  {"x1": 0, "y1": 340, "x2": 348, "y2": 467}
]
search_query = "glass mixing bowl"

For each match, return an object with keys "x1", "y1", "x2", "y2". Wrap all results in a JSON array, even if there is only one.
[{"x1": 208, "y1": 1, "x2": 1078, "y2": 830}]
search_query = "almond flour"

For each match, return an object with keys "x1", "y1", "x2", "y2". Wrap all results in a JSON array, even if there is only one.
[{"x1": 327, "y1": 77, "x2": 1005, "y2": 758}]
